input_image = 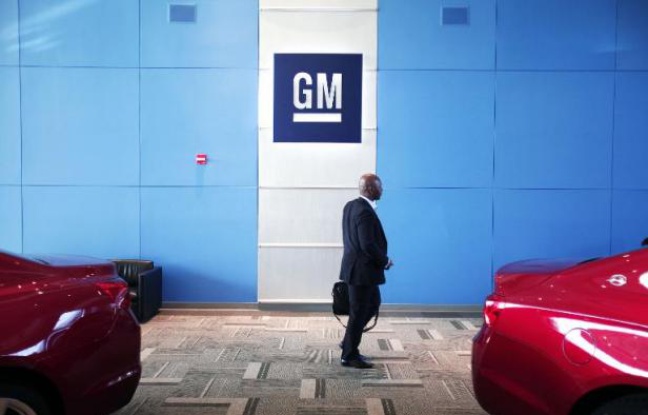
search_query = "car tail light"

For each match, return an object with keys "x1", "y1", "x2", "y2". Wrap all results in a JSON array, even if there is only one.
[
  {"x1": 97, "y1": 280, "x2": 131, "y2": 309},
  {"x1": 483, "y1": 295, "x2": 506, "y2": 327}
]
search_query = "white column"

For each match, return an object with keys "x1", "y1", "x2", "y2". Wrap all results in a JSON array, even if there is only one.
[{"x1": 258, "y1": 0, "x2": 378, "y2": 302}]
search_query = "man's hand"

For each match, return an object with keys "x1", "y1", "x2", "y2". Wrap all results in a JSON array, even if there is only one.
[{"x1": 385, "y1": 259, "x2": 394, "y2": 270}]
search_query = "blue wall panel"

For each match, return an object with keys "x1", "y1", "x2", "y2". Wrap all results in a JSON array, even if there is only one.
[
  {"x1": 0, "y1": 67, "x2": 21, "y2": 185},
  {"x1": 141, "y1": 187, "x2": 257, "y2": 303},
  {"x1": 379, "y1": 189, "x2": 492, "y2": 304},
  {"x1": 379, "y1": 0, "x2": 495, "y2": 69},
  {"x1": 613, "y1": 72, "x2": 648, "y2": 189},
  {"x1": 21, "y1": 68, "x2": 139, "y2": 185},
  {"x1": 22, "y1": 186, "x2": 140, "y2": 259},
  {"x1": 0, "y1": 0, "x2": 18, "y2": 65},
  {"x1": 611, "y1": 190, "x2": 648, "y2": 253},
  {"x1": 497, "y1": 0, "x2": 616, "y2": 70},
  {"x1": 2, "y1": 0, "x2": 646, "y2": 306},
  {"x1": 141, "y1": 0, "x2": 258, "y2": 68},
  {"x1": 20, "y1": 0, "x2": 138, "y2": 67},
  {"x1": 617, "y1": 0, "x2": 648, "y2": 70},
  {"x1": 379, "y1": 71, "x2": 494, "y2": 188},
  {"x1": 0, "y1": 186, "x2": 22, "y2": 252},
  {"x1": 493, "y1": 190, "x2": 611, "y2": 270},
  {"x1": 141, "y1": 69, "x2": 257, "y2": 186},
  {"x1": 495, "y1": 72, "x2": 614, "y2": 189}
]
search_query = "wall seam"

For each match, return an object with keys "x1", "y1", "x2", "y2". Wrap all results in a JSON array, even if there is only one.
[
  {"x1": 490, "y1": 0, "x2": 499, "y2": 289},
  {"x1": 17, "y1": 0, "x2": 24, "y2": 253},
  {"x1": 256, "y1": 0, "x2": 261, "y2": 303},
  {"x1": 609, "y1": 0, "x2": 620, "y2": 255},
  {"x1": 378, "y1": 68, "x2": 621, "y2": 73},
  {"x1": 138, "y1": 0, "x2": 142, "y2": 259}
]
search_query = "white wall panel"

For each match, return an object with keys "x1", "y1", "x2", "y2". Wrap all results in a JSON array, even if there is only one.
[
  {"x1": 258, "y1": 247, "x2": 344, "y2": 302},
  {"x1": 362, "y1": 70, "x2": 377, "y2": 129},
  {"x1": 259, "y1": 11, "x2": 377, "y2": 70},
  {"x1": 259, "y1": 129, "x2": 376, "y2": 188},
  {"x1": 259, "y1": 0, "x2": 378, "y2": 70},
  {"x1": 261, "y1": 0, "x2": 377, "y2": 10},
  {"x1": 259, "y1": 188, "x2": 357, "y2": 244}
]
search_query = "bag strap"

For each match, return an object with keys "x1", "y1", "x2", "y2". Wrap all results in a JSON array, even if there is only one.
[{"x1": 334, "y1": 311, "x2": 379, "y2": 333}]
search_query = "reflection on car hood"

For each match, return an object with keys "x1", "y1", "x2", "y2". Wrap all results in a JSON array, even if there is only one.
[
  {"x1": 498, "y1": 258, "x2": 586, "y2": 275},
  {"x1": 27, "y1": 254, "x2": 112, "y2": 267}
]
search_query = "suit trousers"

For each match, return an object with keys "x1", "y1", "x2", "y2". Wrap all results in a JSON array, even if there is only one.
[{"x1": 341, "y1": 283, "x2": 381, "y2": 361}]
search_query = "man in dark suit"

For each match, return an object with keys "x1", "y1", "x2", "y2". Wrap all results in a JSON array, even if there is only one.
[{"x1": 339, "y1": 173, "x2": 393, "y2": 369}]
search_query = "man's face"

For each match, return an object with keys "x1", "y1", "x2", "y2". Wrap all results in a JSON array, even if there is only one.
[{"x1": 370, "y1": 179, "x2": 383, "y2": 201}]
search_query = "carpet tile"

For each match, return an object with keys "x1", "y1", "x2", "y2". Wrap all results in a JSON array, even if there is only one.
[{"x1": 114, "y1": 312, "x2": 487, "y2": 415}]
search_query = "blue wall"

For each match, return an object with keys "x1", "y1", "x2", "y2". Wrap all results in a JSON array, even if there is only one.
[
  {"x1": 0, "y1": 0, "x2": 258, "y2": 302},
  {"x1": 378, "y1": 0, "x2": 648, "y2": 304},
  {"x1": 1, "y1": 0, "x2": 648, "y2": 305}
]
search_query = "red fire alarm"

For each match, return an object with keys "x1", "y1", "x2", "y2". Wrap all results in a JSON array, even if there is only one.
[{"x1": 195, "y1": 154, "x2": 208, "y2": 165}]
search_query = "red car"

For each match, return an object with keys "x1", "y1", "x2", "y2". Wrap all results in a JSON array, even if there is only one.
[
  {"x1": 472, "y1": 246, "x2": 648, "y2": 415},
  {"x1": 0, "y1": 251, "x2": 141, "y2": 415}
]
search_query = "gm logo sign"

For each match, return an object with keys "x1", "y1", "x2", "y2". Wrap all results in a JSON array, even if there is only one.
[{"x1": 274, "y1": 53, "x2": 362, "y2": 143}]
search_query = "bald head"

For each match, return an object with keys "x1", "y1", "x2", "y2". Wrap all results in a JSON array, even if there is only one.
[{"x1": 359, "y1": 173, "x2": 383, "y2": 201}]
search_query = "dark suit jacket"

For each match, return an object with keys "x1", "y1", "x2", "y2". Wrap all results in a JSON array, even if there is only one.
[{"x1": 339, "y1": 197, "x2": 388, "y2": 286}]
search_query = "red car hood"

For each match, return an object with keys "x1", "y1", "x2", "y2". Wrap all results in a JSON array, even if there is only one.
[{"x1": 494, "y1": 258, "x2": 587, "y2": 296}]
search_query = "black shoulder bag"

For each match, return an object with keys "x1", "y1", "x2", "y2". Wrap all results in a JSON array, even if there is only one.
[{"x1": 331, "y1": 281, "x2": 378, "y2": 332}]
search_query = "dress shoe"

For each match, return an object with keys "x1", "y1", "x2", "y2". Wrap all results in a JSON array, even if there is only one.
[
  {"x1": 338, "y1": 342, "x2": 371, "y2": 361},
  {"x1": 340, "y1": 358, "x2": 374, "y2": 369}
]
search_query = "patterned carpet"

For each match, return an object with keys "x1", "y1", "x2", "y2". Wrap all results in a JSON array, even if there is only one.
[{"x1": 114, "y1": 310, "x2": 487, "y2": 415}]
